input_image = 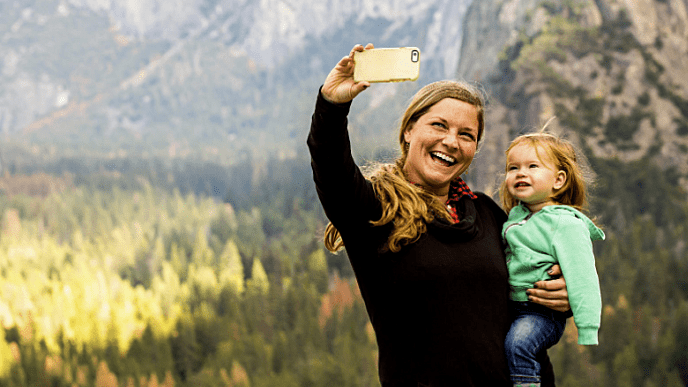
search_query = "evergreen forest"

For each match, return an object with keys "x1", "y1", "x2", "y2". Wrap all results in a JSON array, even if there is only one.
[{"x1": 0, "y1": 152, "x2": 687, "y2": 387}]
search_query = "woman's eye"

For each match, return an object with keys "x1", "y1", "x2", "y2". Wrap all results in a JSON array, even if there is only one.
[
  {"x1": 432, "y1": 122, "x2": 447, "y2": 129},
  {"x1": 461, "y1": 132, "x2": 476, "y2": 141}
]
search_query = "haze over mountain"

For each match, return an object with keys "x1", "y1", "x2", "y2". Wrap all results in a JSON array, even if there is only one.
[
  {"x1": 0, "y1": 0, "x2": 472, "y2": 162},
  {"x1": 1, "y1": 0, "x2": 688, "y2": 201}
]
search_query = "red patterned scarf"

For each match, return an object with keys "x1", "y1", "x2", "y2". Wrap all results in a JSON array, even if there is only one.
[{"x1": 446, "y1": 177, "x2": 477, "y2": 223}]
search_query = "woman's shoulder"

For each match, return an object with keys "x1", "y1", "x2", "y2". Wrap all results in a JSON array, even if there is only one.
[
  {"x1": 472, "y1": 192, "x2": 507, "y2": 221},
  {"x1": 472, "y1": 191, "x2": 502, "y2": 208}
]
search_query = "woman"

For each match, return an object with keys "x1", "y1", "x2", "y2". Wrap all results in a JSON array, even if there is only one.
[{"x1": 307, "y1": 44, "x2": 570, "y2": 386}]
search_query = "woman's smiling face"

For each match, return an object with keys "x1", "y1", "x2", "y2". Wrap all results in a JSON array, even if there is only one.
[{"x1": 402, "y1": 97, "x2": 479, "y2": 197}]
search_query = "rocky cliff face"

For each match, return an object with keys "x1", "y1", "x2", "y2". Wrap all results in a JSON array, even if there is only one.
[
  {"x1": 67, "y1": 0, "x2": 471, "y2": 72},
  {"x1": 457, "y1": 0, "x2": 688, "y2": 198}
]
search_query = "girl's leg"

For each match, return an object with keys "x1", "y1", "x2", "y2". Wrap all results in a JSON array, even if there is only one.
[{"x1": 505, "y1": 306, "x2": 566, "y2": 386}]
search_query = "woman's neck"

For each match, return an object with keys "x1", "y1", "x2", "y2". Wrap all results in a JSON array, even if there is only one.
[
  {"x1": 406, "y1": 180, "x2": 449, "y2": 203},
  {"x1": 438, "y1": 193, "x2": 449, "y2": 205}
]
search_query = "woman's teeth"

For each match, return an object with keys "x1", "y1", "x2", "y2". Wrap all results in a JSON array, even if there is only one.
[{"x1": 431, "y1": 152, "x2": 456, "y2": 165}]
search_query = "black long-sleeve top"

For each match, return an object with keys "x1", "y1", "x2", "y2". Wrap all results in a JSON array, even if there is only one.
[{"x1": 307, "y1": 89, "x2": 554, "y2": 386}]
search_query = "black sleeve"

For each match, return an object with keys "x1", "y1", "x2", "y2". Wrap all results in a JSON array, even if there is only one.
[{"x1": 306, "y1": 88, "x2": 382, "y2": 233}]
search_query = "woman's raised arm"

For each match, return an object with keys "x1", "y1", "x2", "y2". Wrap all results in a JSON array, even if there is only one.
[{"x1": 321, "y1": 43, "x2": 374, "y2": 104}]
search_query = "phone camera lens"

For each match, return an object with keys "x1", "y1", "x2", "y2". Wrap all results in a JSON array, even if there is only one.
[{"x1": 412, "y1": 50, "x2": 419, "y2": 62}]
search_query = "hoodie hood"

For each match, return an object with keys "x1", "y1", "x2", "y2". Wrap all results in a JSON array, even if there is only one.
[
  {"x1": 534, "y1": 204, "x2": 605, "y2": 242},
  {"x1": 511, "y1": 203, "x2": 605, "y2": 242}
]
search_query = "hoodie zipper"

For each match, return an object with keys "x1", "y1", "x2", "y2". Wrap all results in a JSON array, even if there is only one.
[{"x1": 503, "y1": 212, "x2": 533, "y2": 245}]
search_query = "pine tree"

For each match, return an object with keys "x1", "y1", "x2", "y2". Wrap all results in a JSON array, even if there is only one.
[
  {"x1": 0, "y1": 328, "x2": 15, "y2": 378},
  {"x1": 671, "y1": 301, "x2": 688, "y2": 385},
  {"x1": 170, "y1": 317, "x2": 201, "y2": 382}
]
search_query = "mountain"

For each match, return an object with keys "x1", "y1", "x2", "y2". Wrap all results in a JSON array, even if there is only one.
[
  {"x1": 2, "y1": 0, "x2": 688, "y2": 221},
  {"x1": 0, "y1": 0, "x2": 472, "y2": 164},
  {"x1": 459, "y1": 0, "x2": 688, "y2": 174},
  {"x1": 452, "y1": 0, "x2": 688, "y2": 230}
]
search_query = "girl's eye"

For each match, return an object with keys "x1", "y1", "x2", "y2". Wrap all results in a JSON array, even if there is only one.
[{"x1": 529, "y1": 164, "x2": 539, "y2": 168}]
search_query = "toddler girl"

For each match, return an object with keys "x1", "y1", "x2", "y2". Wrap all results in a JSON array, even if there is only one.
[{"x1": 499, "y1": 132, "x2": 604, "y2": 387}]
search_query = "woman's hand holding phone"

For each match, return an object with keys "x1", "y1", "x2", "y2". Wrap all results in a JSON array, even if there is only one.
[{"x1": 321, "y1": 44, "x2": 374, "y2": 104}]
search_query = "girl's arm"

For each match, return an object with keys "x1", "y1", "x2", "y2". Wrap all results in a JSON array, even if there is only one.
[{"x1": 552, "y1": 216, "x2": 602, "y2": 345}]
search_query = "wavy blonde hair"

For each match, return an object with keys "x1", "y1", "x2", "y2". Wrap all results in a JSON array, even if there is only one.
[
  {"x1": 499, "y1": 132, "x2": 589, "y2": 214},
  {"x1": 324, "y1": 81, "x2": 485, "y2": 253}
]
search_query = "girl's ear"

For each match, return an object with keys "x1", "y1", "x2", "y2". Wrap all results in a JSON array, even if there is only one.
[{"x1": 554, "y1": 170, "x2": 567, "y2": 190}]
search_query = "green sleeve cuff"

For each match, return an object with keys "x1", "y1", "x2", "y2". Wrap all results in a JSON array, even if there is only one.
[{"x1": 577, "y1": 327, "x2": 599, "y2": 345}]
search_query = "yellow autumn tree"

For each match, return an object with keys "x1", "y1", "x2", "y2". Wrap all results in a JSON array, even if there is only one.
[
  {"x1": 192, "y1": 228, "x2": 214, "y2": 267},
  {"x1": 162, "y1": 370, "x2": 175, "y2": 387},
  {"x1": 218, "y1": 240, "x2": 245, "y2": 295},
  {"x1": 230, "y1": 361, "x2": 250, "y2": 387},
  {"x1": 148, "y1": 372, "x2": 159, "y2": 387},
  {"x1": 307, "y1": 249, "x2": 328, "y2": 293},
  {"x1": 95, "y1": 361, "x2": 118, "y2": 387},
  {"x1": 152, "y1": 261, "x2": 183, "y2": 321},
  {"x1": 189, "y1": 264, "x2": 219, "y2": 304},
  {"x1": 247, "y1": 259, "x2": 269, "y2": 297}
]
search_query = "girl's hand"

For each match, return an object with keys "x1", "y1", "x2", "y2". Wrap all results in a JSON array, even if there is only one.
[
  {"x1": 321, "y1": 43, "x2": 374, "y2": 104},
  {"x1": 527, "y1": 265, "x2": 572, "y2": 313}
]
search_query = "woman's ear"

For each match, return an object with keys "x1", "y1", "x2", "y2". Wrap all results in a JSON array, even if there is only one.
[
  {"x1": 554, "y1": 170, "x2": 567, "y2": 190},
  {"x1": 403, "y1": 128, "x2": 412, "y2": 144}
]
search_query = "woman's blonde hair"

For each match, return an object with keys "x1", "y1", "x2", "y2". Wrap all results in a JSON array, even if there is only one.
[
  {"x1": 324, "y1": 81, "x2": 485, "y2": 253},
  {"x1": 499, "y1": 132, "x2": 589, "y2": 214}
]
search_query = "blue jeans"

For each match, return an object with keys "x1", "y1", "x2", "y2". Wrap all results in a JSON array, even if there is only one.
[{"x1": 505, "y1": 301, "x2": 567, "y2": 384}]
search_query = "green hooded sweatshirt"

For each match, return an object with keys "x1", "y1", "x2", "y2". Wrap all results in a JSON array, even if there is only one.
[{"x1": 502, "y1": 203, "x2": 605, "y2": 345}]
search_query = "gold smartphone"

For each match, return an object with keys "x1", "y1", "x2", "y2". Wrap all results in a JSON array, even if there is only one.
[{"x1": 353, "y1": 47, "x2": 421, "y2": 83}]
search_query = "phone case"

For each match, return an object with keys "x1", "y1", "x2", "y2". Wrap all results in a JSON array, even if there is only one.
[{"x1": 353, "y1": 47, "x2": 421, "y2": 83}]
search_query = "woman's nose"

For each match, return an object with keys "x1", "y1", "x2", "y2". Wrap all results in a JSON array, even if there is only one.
[{"x1": 441, "y1": 133, "x2": 458, "y2": 149}]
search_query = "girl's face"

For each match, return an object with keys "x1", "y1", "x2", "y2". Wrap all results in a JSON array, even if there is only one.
[
  {"x1": 505, "y1": 143, "x2": 567, "y2": 212},
  {"x1": 402, "y1": 98, "x2": 479, "y2": 198}
]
